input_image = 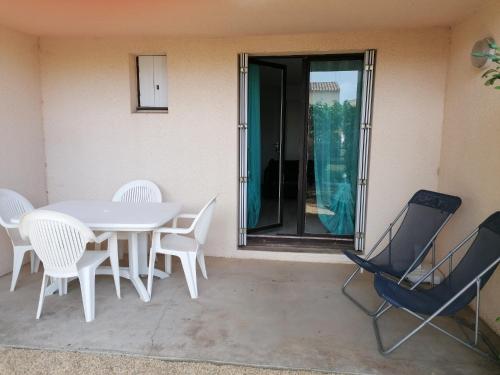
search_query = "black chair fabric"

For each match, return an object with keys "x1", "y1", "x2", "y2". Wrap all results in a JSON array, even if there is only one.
[
  {"x1": 375, "y1": 212, "x2": 500, "y2": 316},
  {"x1": 344, "y1": 190, "x2": 461, "y2": 278}
]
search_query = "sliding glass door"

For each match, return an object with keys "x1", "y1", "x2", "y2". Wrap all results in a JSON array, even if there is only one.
[
  {"x1": 238, "y1": 52, "x2": 376, "y2": 249},
  {"x1": 303, "y1": 57, "x2": 363, "y2": 237}
]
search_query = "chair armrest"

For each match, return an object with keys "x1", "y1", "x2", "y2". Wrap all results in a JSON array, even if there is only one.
[
  {"x1": 173, "y1": 213, "x2": 197, "y2": 228},
  {"x1": 176, "y1": 214, "x2": 197, "y2": 219},
  {"x1": 154, "y1": 227, "x2": 193, "y2": 235},
  {"x1": 3, "y1": 216, "x2": 21, "y2": 229},
  {"x1": 94, "y1": 232, "x2": 114, "y2": 244}
]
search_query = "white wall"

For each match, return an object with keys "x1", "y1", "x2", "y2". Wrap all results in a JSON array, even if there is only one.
[
  {"x1": 0, "y1": 26, "x2": 47, "y2": 275},
  {"x1": 39, "y1": 28, "x2": 450, "y2": 263},
  {"x1": 438, "y1": 1, "x2": 500, "y2": 334}
]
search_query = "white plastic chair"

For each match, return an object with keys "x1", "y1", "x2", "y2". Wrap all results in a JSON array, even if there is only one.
[
  {"x1": 20, "y1": 210, "x2": 121, "y2": 322},
  {"x1": 107, "y1": 180, "x2": 162, "y2": 260},
  {"x1": 147, "y1": 196, "x2": 217, "y2": 299},
  {"x1": 112, "y1": 180, "x2": 162, "y2": 203},
  {"x1": 0, "y1": 189, "x2": 40, "y2": 291}
]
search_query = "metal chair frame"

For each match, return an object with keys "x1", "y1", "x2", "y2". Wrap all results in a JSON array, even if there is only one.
[
  {"x1": 372, "y1": 227, "x2": 499, "y2": 360},
  {"x1": 342, "y1": 202, "x2": 452, "y2": 316}
]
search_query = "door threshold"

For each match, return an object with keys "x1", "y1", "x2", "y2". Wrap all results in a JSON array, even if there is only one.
[
  {"x1": 243, "y1": 235, "x2": 354, "y2": 254},
  {"x1": 248, "y1": 233, "x2": 353, "y2": 241}
]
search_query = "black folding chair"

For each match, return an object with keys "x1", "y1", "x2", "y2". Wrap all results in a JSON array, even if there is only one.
[
  {"x1": 373, "y1": 211, "x2": 500, "y2": 361},
  {"x1": 372, "y1": 212, "x2": 500, "y2": 359},
  {"x1": 342, "y1": 190, "x2": 462, "y2": 315}
]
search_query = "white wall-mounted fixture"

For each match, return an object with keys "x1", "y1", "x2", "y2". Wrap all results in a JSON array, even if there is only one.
[
  {"x1": 471, "y1": 37, "x2": 496, "y2": 69},
  {"x1": 136, "y1": 55, "x2": 168, "y2": 110}
]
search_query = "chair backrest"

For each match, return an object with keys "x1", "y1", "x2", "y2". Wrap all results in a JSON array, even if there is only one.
[
  {"x1": 0, "y1": 189, "x2": 34, "y2": 228},
  {"x1": 371, "y1": 190, "x2": 462, "y2": 277},
  {"x1": 0, "y1": 189, "x2": 35, "y2": 246},
  {"x1": 193, "y1": 196, "x2": 217, "y2": 245},
  {"x1": 19, "y1": 210, "x2": 96, "y2": 276},
  {"x1": 112, "y1": 180, "x2": 162, "y2": 203},
  {"x1": 433, "y1": 212, "x2": 500, "y2": 315}
]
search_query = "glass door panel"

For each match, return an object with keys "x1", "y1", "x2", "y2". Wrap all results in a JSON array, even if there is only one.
[
  {"x1": 247, "y1": 61, "x2": 286, "y2": 231},
  {"x1": 304, "y1": 58, "x2": 363, "y2": 236}
]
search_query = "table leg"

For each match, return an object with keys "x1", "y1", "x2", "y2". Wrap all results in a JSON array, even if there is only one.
[
  {"x1": 57, "y1": 278, "x2": 64, "y2": 296},
  {"x1": 45, "y1": 285, "x2": 56, "y2": 296},
  {"x1": 166, "y1": 255, "x2": 172, "y2": 274},
  {"x1": 45, "y1": 277, "x2": 59, "y2": 296},
  {"x1": 136, "y1": 232, "x2": 149, "y2": 275},
  {"x1": 136, "y1": 232, "x2": 169, "y2": 279},
  {"x1": 46, "y1": 277, "x2": 75, "y2": 296},
  {"x1": 108, "y1": 233, "x2": 121, "y2": 299},
  {"x1": 153, "y1": 269, "x2": 169, "y2": 279},
  {"x1": 96, "y1": 232, "x2": 166, "y2": 302},
  {"x1": 129, "y1": 233, "x2": 151, "y2": 302}
]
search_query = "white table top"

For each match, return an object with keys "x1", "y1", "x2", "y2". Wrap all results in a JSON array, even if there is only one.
[{"x1": 27, "y1": 200, "x2": 182, "y2": 232}]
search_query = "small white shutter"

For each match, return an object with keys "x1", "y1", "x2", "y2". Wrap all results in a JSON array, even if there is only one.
[
  {"x1": 153, "y1": 55, "x2": 167, "y2": 107},
  {"x1": 138, "y1": 56, "x2": 155, "y2": 107}
]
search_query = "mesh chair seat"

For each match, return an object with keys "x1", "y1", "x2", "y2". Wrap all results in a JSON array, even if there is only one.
[
  {"x1": 375, "y1": 212, "x2": 500, "y2": 317},
  {"x1": 344, "y1": 190, "x2": 461, "y2": 278},
  {"x1": 375, "y1": 273, "x2": 463, "y2": 316},
  {"x1": 372, "y1": 212, "x2": 500, "y2": 358}
]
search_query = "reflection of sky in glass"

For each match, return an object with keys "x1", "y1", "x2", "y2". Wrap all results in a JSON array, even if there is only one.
[{"x1": 310, "y1": 71, "x2": 359, "y2": 102}]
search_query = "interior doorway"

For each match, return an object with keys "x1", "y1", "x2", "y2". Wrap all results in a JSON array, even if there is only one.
[{"x1": 238, "y1": 51, "x2": 376, "y2": 250}]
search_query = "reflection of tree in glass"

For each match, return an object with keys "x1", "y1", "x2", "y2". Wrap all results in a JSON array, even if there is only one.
[
  {"x1": 309, "y1": 101, "x2": 360, "y2": 234},
  {"x1": 309, "y1": 101, "x2": 359, "y2": 187}
]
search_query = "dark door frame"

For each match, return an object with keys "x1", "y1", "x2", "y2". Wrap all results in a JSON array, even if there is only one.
[
  {"x1": 247, "y1": 53, "x2": 364, "y2": 243},
  {"x1": 247, "y1": 58, "x2": 288, "y2": 233}
]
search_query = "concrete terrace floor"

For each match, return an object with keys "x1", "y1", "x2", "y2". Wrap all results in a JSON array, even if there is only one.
[{"x1": 0, "y1": 257, "x2": 498, "y2": 375}]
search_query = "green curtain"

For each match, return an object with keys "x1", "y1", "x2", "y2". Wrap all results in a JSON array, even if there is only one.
[
  {"x1": 310, "y1": 60, "x2": 362, "y2": 235},
  {"x1": 247, "y1": 64, "x2": 261, "y2": 228}
]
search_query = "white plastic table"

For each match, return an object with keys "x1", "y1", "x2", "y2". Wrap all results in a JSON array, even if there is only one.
[{"x1": 34, "y1": 200, "x2": 181, "y2": 302}]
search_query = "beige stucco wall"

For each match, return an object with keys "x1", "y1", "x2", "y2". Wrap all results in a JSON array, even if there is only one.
[
  {"x1": 438, "y1": 1, "x2": 500, "y2": 334},
  {"x1": 39, "y1": 28, "x2": 450, "y2": 263},
  {"x1": 0, "y1": 26, "x2": 47, "y2": 276}
]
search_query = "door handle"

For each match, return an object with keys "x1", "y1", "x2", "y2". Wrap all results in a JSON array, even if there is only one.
[{"x1": 273, "y1": 142, "x2": 280, "y2": 153}]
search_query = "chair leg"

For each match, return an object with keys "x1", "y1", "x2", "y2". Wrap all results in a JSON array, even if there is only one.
[
  {"x1": 179, "y1": 252, "x2": 198, "y2": 299},
  {"x1": 78, "y1": 268, "x2": 96, "y2": 322},
  {"x1": 342, "y1": 265, "x2": 386, "y2": 316},
  {"x1": 165, "y1": 254, "x2": 172, "y2": 274},
  {"x1": 30, "y1": 251, "x2": 35, "y2": 273},
  {"x1": 197, "y1": 250, "x2": 207, "y2": 279},
  {"x1": 147, "y1": 248, "x2": 157, "y2": 296},
  {"x1": 372, "y1": 304, "x2": 497, "y2": 359},
  {"x1": 372, "y1": 305, "x2": 401, "y2": 355},
  {"x1": 10, "y1": 247, "x2": 25, "y2": 292},
  {"x1": 32, "y1": 251, "x2": 40, "y2": 273},
  {"x1": 36, "y1": 273, "x2": 49, "y2": 319},
  {"x1": 453, "y1": 316, "x2": 500, "y2": 359}
]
